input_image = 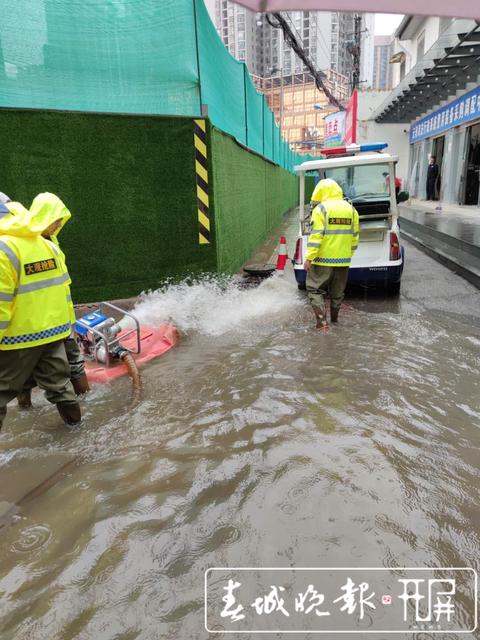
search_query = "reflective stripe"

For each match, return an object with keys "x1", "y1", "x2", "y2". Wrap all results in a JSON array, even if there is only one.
[
  {"x1": 0, "y1": 322, "x2": 71, "y2": 346},
  {"x1": 321, "y1": 204, "x2": 327, "y2": 229},
  {"x1": 0, "y1": 291, "x2": 15, "y2": 302},
  {"x1": 307, "y1": 241, "x2": 322, "y2": 248},
  {"x1": 67, "y1": 294, "x2": 72, "y2": 302},
  {"x1": 312, "y1": 227, "x2": 325, "y2": 235},
  {"x1": 17, "y1": 272, "x2": 70, "y2": 295},
  {"x1": 0, "y1": 203, "x2": 10, "y2": 217},
  {"x1": 323, "y1": 229, "x2": 354, "y2": 236},
  {"x1": 314, "y1": 257, "x2": 351, "y2": 264},
  {"x1": 0, "y1": 240, "x2": 20, "y2": 277},
  {"x1": 0, "y1": 320, "x2": 9, "y2": 329}
]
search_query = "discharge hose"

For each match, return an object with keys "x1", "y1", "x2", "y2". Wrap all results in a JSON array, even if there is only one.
[{"x1": 121, "y1": 351, "x2": 142, "y2": 408}]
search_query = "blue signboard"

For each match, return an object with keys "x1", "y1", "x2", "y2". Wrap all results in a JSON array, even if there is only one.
[{"x1": 410, "y1": 84, "x2": 480, "y2": 144}]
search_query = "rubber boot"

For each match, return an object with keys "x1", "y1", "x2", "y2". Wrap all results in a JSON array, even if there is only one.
[
  {"x1": 57, "y1": 402, "x2": 82, "y2": 426},
  {"x1": 71, "y1": 374, "x2": 90, "y2": 396},
  {"x1": 312, "y1": 306, "x2": 329, "y2": 330},
  {"x1": 17, "y1": 389, "x2": 33, "y2": 409},
  {"x1": 330, "y1": 305, "x2": 340, "y2": 323}
]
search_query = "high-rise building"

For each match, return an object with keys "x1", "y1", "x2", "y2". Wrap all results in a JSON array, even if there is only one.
[
  {"x1": 372, "y1": 35, "x2": 393, "y2": 90},
  {"x1": 330, "y1": 12, "x2": 354, "y2": 79},
  {"x1": 213, "y1": 0, "x2": 264, "y2": 75},
  {"x1": 331, "y1": 13, "x2": 374, "y2": 89},
  {"x1": 210, "y1": 1, "x2": 332, "y2": 77}
]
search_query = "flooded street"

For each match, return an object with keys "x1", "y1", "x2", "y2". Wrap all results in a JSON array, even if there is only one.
[{"x1": 1, "y1": 240, "x2": 480, "y2": 639}]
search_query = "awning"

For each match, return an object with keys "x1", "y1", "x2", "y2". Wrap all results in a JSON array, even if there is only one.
[
  {"x1": 231, "y1": 1, "x2": 479, "y2": 20},
  {"x1": 374, "y1": 20, "x2": 480, "y2": 124}
]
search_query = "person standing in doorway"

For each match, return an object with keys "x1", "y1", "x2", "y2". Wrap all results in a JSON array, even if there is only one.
[{"x1": 426, "y1": 155, "x2": 439, "y2": 200}]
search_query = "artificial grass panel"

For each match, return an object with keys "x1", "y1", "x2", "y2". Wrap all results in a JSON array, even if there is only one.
[
  {"x1": 211, "y1": 128, "x2": 298, "y2": 273},
  {"x1": 0, "y1": 109, "x2": 216, "y2": 302}
]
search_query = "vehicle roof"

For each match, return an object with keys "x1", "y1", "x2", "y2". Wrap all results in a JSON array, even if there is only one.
[{"x1": 295, "y1": 153, "x2": 399, "y2": 172}]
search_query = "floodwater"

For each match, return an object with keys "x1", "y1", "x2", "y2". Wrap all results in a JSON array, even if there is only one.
[{"x1": 1, "y1": 242, "x2": 480, "y2": 639}]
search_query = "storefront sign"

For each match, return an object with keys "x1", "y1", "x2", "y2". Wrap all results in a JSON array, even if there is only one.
[
  {"x1": 323, "y1": 111, "x2": 346, "y2": 148},
  {"x1": 410, "y1": 85, "x2": 480, "y2": 144}
]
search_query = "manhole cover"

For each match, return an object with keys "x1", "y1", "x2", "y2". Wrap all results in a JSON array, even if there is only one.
[{"x1": 243, "y1": 263, "x2": 277, "y2": 277}]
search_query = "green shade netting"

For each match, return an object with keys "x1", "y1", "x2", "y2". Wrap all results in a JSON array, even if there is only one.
[
  {"x1": 0, "y1": 0, "x2": 314, "y2": 170},
  {"x1": 0, "y1": 0, "x2": 200, "y2": 115}
]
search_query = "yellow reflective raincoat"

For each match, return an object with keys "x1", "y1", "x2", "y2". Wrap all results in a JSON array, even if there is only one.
[
  {"x1": 305, "y1": 179, "x2": 359, "y2": 267},
  {"x1": 29, "y1": 193, "x2": 75, "y2": 324},
  {"x1": 0, "y1": 196, "x2": 72, "y2": 350}
]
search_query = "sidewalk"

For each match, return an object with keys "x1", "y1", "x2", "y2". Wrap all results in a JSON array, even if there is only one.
[{"x1": 399, "y1": 200, "x2": 480, "y2": 289}]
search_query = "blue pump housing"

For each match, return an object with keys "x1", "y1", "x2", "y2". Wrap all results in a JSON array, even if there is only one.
[{"x1": 74, "y1": 312, "x2": 108, "y2": 337}]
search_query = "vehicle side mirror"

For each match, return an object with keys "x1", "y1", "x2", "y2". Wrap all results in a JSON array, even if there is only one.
[{"x1": 397, "y1": 191, "x2": 409, "y2": 203}]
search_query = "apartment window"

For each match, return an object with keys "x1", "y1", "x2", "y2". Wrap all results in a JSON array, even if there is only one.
[
  {"x1": 416, "y1": 31, "x2": 425, "y2": 62},
  {"x1": 400, "y1": 59, "x2": 406, "y2": 80}
]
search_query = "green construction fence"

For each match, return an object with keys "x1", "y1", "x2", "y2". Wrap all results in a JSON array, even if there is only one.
[
  {"x1": 211, "y1": 128, "x2": 298, "y2": 273},
  {"x1": 0, "y1": 109, "x2": 299, "y2": 302}
]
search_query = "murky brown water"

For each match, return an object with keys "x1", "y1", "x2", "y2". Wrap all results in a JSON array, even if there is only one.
[{"x1": 1, "y1": 241, "x2": 480, "y2": 639}]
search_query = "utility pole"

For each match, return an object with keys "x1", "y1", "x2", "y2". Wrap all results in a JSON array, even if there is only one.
[{"x1": 347, "y1": 14, "x2": 362, "y2": 93}]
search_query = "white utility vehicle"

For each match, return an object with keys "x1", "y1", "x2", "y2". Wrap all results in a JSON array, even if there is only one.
[{"x1": 293, "y1": 143, "x2": 406, "y2": 294}]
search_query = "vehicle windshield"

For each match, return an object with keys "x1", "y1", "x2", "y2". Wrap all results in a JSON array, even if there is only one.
[{"x1": 324, "y1": 163, "x2": 392, "y2": 202}]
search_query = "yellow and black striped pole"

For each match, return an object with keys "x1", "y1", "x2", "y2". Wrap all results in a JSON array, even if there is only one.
[{"x1": 193, "y1": 119, "x2": 210, "y2": 245}]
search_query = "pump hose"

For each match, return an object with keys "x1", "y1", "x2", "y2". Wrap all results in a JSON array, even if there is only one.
[{"x1": 121, "y1": 352, "x2": 142, "y2": 408}]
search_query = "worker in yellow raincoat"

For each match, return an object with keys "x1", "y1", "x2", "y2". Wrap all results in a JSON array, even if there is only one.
[
  {"x1": 303, "y1": 179, "x2": 359, "y2": 329},
  {"x1": 15, "y1": 193, "x2": 89, "y2": 408},
  {"x1": 0, "y1": 193, "x2": 81, "y2": 428}
]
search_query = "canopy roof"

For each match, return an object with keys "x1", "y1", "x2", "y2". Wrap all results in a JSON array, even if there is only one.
[
  {"x1": 231, "y1": 1, "x2": 479, "y2": 20},
  {"x1": 374, "y1": 20, "x2": 480, "y2": 123}
]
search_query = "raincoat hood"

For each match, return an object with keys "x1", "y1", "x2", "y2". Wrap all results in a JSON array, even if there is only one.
[
  {"x1": 29, "y1": 193, "x2": 71, "y2": 237},
  {"x1": 311, "y1": 178, "x2": 344, "y2": 203},
  {"x1": 0, "y1": 201, "x2": 34, "y2": 237}
]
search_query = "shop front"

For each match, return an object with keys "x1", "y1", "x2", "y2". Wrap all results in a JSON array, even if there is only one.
[{"x1": 410, "y1": 84, "x2": 480, "y2": 206}]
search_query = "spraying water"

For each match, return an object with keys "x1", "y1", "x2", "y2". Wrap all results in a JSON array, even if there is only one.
[{"x1": 132, "y1": 273, "x2": 304, "y2": 336}]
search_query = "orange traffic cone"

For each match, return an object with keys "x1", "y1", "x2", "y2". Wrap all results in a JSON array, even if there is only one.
[{"x1": 276, "y1": 236, "x2": 288, "y2": 274}]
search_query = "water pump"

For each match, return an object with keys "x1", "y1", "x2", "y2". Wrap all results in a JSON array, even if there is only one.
[{"x1": 74, "y1": 302, "x2": 141, "y2": 367}]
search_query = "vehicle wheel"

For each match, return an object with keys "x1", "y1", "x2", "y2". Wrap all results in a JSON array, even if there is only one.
[
  {"x1": 387, "y1": 281, "x2": 401, "y2": 296},
  {"x1": 298, "y1": 283, "x2": 306, "y2": 291}
]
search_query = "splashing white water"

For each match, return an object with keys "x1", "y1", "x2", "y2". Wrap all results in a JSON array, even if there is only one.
[{"x1": 132, "y1": 274, "x2": 303, "y2": 336}]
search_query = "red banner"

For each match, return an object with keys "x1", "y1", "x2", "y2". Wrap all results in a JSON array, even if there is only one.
[{"x1": 344, "y1": 90, "x2": 358, "y2": 145}]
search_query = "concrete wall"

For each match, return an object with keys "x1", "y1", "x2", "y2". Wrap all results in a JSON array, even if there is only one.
[
  {"x1": 361, "y1": 13, "x2": 375, "y2": 88},
  {"x1": 357, "y1": 91, "x2": 411, "y2": 184},
  {"x1": 391, "y1": 16, "x2": 442, "y2": 87}
]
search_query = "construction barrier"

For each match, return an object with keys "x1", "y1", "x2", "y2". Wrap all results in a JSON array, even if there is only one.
[{"x1": 0, "y1": 110, "x2": 299, "y2": 302}]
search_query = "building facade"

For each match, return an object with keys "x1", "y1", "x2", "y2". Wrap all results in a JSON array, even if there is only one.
[
  {"x1": 373, "y1": 35, "x2": 393, "y2": 90},
  {"x1": 210, "y1": 1, "x2": 332, "y2": 76},
  {"x1": 252, "y1": 70, "x2": 350, "y2": 155},
  {"x1": 374, "y1": 17, "x2": 480, "y2": 207}
]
